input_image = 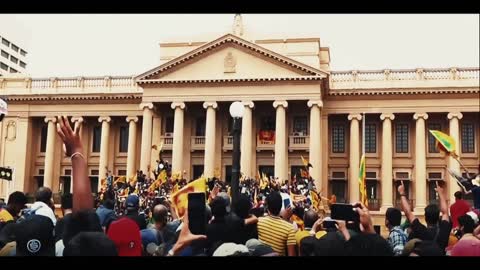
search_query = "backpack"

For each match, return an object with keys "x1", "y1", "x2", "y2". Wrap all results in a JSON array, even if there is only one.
[{"x1": 16, "y1": 204, "x2": 43, "y2": 223}]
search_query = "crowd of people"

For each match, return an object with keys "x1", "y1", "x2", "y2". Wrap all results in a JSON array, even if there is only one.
[{"x1": 0, "y1": 115, "x2": 479, "y2": 256}]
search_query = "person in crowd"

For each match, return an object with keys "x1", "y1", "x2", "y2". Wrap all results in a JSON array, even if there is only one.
[
  {"x1": 107, "y1": 217, "x2": 142, "y2": 256},
  {"x1": 257, "y1": 191, "x2": 296, "y2": 256},
  {"x1": 141, "y1": 204, "x2": 178, "y2": 255},
  {"x1": 15, "y1": 215, "x2": 55, "y2": 256},
  {"x1": 63, "y1": 232, "x2": 118, "y2": 256},
  {"x1": 55, "y1": 193, "x2": 73, "y2": 243},
  {"x1": 398, "y1": 180, "x2": 452, "y2": 253},
  {"x1": 57, "y1": 210, "x2": 103, "y2": 256},
  {"x1": 229, "y1": 194, "x2": 258, "y2": 244},
  {"x1": 28, "y1": 187, "x2": 57, "y2": 226},
  {"x1": 124, "y1": 194, "x2": 147, "y2": 230},
  {"x1": 450, "y1": 214, "x2": 480, "y2": 256},
  {"x1": 385, "y1": 207, "x2": 407, "y2": 256},
  {"x1": 0, "y1": 191, "x2": 27, "y2": 224},
  {"x1": 450, "y1": 191, "x2": 471, "y2": 229},
  {"x1": 96, "y1": 199, "x2": 116, "y2": 229}
]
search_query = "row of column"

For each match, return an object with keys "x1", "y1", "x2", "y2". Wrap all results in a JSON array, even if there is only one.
[{"x1": 348, "y1": 112, "x2": 463, "y2": 210}]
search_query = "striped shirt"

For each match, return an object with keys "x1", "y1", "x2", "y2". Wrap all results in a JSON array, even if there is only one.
[{"x1": 257, "y1": 215, "x2": 296, "y2": 255}]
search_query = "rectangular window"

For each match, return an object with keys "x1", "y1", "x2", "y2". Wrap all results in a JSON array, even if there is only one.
[
  {"x1": 365, "y1": 123, "x2": 376, "y2": 153},
  {"x1": 92, "y1": 126, "x2": 102, "y2": 152},
  {"x1": 1, "y1": 38, "x2": 10, "y2": 47},
  {"x1": 261, "y1": 116, "x2": 275, "y2": 131},
  {"x1": 118, "y1": 170, "x2": 127, "y2": 176},
  {"x1": 165, "y1": 116, "x2": 174, "y2": 133},
  {"x1": 225, "y1": 165, "x2": 232, "y2": 184},
  {"x1": 332, "y1": 124, "x2": 345, "y2": 153},
  {"x1": 11, "y1": 44, "x2": 19, "y2": 52},
  {"x1": 192, "y1": 165, "x2": 204, "y2": 180},
  {"x1": 395, "y1": 123, "x2": 409, "y2": 153},
  {"x1": 461, "y1": 123, "x2": 475, "y2": 153},
  {"x1": 10, "y1": 55, "x2": 18, "y2": 64},
  {"x1": 19, "y1": 61, "x2": 26, "y2": 68},
  {"x1": 20, "y1": 49, "x2": 27, "y2": 57},
  {"x1": 1, "y1": 50, "x2": 8, "y2": 59},
  {"x1": 258, "y1": 165, "x2": 274, "y2": 179},
  {"x1": 61, "y1": 176, "x2": 71, "y2": 194},
  {"x1": 293, "y1": 116, "x2": 308, "y2": 135},
  {"x1": 428, "y1": 123, "x2": 441, "y2": 153},
  {"x1": 427, "y1": 172, "x2": 443, "y2": 205},
  {"x1": 195, "y1": 117, "x2": 206, "y2": 136},
  {"x1": 9, "y1": 67, "x2": 17, "y2": 73},
  {"x1": 331, "y1": 180, "x2": 347, "y2": 203},
  {"x1": 0, "y1": 62, "x2": 7, "y2": 71},
  {"x1": 119, "y1": 126, "x2": 129, "y2": 153},
  {"x1": 40, "y1": 125, "x2": 48, "y2": 152},
  {"x1": 89, "y1": 176, "x2": 99, "y2": 194}
]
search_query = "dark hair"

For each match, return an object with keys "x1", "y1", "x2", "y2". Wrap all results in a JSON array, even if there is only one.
[
  {"x1": 102, "y1": 199, "x2": 114, "y2": 210},
  {"x1": 458, "y1": 215, "x2": 475, "y2": 234},
  {"x1": 299, "y1": 236, "x2": 316, "y2": 256},
  {"x1": 62, "y1": 210, "x2": 103, "y2": 245},
  {"x1": 346, "y1": 234, "x2": 393, "y2": 256},
  {"x1": 303, "y1": 209, "x2": 319, "y2": 228},
  {"x1": 233, "y1": 194, "x2": 252, "y2": 219},
  {"x1": 424, "y1": 204, "x2": 440, "y2": 225},
  {"x1": 61, "y1": 193, "x2": 73, "y2": 210},
  {"x1": 411, "y1": 241, "x2": 444, "y2": 256},
  {"x1": 266, "y1": 191, "x2": 282, "y2": 216},
  {"x1": 386, "y1": 208, "x2": 402, "y2": 227},
  {"x1": 35, "y1": 187, "x2": 52, "y2": 204},
  {"x1": 210, "y1": 197, "x2": 227, "y2": 219},
  {"x1": 313, "y1": 232, "x2": 346, "y2": 256},
  {"x1": 7, "y1": 191, "x2": 27, "y2": 206},
  {"x1": 454, "y1": 191, "x2": 463, "y2": 200},
  {"x1": 63, "y1": 232, "x2": 118, "y2": 256}
]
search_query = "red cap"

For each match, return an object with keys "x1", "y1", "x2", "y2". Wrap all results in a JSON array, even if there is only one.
[{"x1": 107, "y1": 217, "x2": 142, "y2": 256}]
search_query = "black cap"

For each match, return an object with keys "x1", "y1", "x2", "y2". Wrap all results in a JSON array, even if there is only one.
[{"x1": 15, "y1": 215, "x2": 55, "y2": 256}]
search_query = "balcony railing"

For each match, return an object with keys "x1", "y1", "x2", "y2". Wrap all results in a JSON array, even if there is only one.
[
  {"x1": 395, "y1": 199, "x2": 415, "y2": 211},
  {"x1": 191, "y1": 136, "x2": 205, "y2": 151},
  {"x1": 256, "y1": 138, "x2": 275, "y2": 151},
  {"x1": 289, "y1": 135, "x2": 309, "y2": 151},
  {"x1": 223, "y1": 136, "x2": 233, "y2": 151},
  {"x1": 367, "y1": 198, "x2": 381, "y2": 211},
  {"x1": 159, "y1": 136, "x2": 173, "y2": 150}
]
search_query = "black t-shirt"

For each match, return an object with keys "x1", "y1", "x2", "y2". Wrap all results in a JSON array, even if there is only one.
[
  {"x1": 409, "y1": 218, "x2": 452, "y2": 252},
  {"x1": 126, "y1": 212, "x2": 147, "y2": 230},
  {"x1": 226, "y1": 213, "x2": 258, "y2": 244}
]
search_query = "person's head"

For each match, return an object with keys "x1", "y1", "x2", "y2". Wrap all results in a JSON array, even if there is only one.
[
  {"x1": 303, "y1": 209, "x2": 319, "y2": 228},
  {"x1": 63, "y1": 232, "x2": 118, "y2": 256},
  {"x1": 6, "y1": 191, "x2": 27, "y2": 216},
  {"x1": 458, "y1": 214, "x2": 475, "y2": 234},
  {"x1": 346, "y1": 234, "x2": 393, "y2": 256},
  {"x1": 266, "y1": 191, "x2": 282, "y2": 216},
  {"x1": 385, "y1": 208, "x2": 402, "y2": 228},
  {"x1": 62, "y1": 210, "x2": 103, "y2": 245},
  {"x1": 454, "y1": 191, "x2": 463, "y2": 200},
  {"x1": 408, "y1": 240, "x2": 444, "y2": 256},
  {"x1": 125, "y1": 194, "x2": 139, "y2": 213},
  {"x1": 102, "y1": 199, "x2": 114, "y2": 210},
  {"x1": 35, "y1": 187, "x2": 53, "y2": 205},
  {"x1": 299, "y1": 236, "x2": 317, "y2": 256},
  {"x1": 424, "y1": 204, "x2": 440, "y2": 226},
  {"x1": 61, "y1": 193, "x2": 73, "y2": 212},
  {"x1": 152, "y1": 204, "x2": 168, "y2": 229},
  {"x1": 210, "y1": 196, "x2": 228, "y2": 219},
  {"x1": 233, "y1": 194, "x2": 252, "y2": 219},
  {"x1": 15, "y1": 215, "x2": 55, "y2": 256},
  {"x1": 107, "y1": 217, "x2": 142, "y2": 256}
]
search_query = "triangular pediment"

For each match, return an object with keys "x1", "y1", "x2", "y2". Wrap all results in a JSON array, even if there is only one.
[{"x1": 136, "y1": 34, "x2": 328, "y2": 82}]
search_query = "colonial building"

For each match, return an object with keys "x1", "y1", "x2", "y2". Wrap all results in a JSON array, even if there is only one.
[{"x1": 0, "y1": 16, "x2": 479, "y2": 226}]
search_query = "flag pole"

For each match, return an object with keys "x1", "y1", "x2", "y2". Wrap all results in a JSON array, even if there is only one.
[{"x1": 362, "y1": 112, "x2": 365, "y2": 158}]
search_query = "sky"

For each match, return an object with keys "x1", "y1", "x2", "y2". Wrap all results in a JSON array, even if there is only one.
[{"x1": 0, "y1": 14, "x2": 478, "y2": 78}]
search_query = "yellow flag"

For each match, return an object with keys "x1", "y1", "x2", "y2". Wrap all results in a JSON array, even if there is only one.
[
  {"x1": 310, "y1": 190, "x2": 320, "y2": 211},
  {"x1": 359, "y1": 154, "x2": 368, "y2": 207},
  {"x1": 170, "y1": 176, "x2": 207, "y2": 218},
  {"x1": 157, "y1": 170, "x2": 167, "y2": 184}
]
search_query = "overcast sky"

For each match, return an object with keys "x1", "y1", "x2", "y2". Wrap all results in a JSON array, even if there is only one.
[{"x1": 0, "y1": 14, "x2": 478, "y2": 78}]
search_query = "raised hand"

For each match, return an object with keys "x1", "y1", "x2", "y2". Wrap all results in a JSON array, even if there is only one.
[
  {"x1": 56, "y1": 116, "x2": 82, "y2": 156},
  {"x1": 355, "y1": 202, "x2": 375, "y2": 234},
  {"x1": 397, "y1": 180, "x2": 405, "y2": 195}
]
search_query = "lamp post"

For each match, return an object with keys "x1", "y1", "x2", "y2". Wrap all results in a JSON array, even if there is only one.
[{"x1": 229, "y1": 101, "x2": 244, "y2": 206}]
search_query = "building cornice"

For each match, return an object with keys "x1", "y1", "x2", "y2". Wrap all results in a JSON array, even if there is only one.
[
  {"x1": 5, "y1": 94, "x2": 142, "y2": 103},
  {"x1": 328, "y1": 87, "x2": 479, "y2": 96},
  {"x1": 139, "y1": 76, "x2": 324, "y2": 85}
]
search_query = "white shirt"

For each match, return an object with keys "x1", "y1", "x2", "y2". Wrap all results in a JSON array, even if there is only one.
[
  {"x1": 55, "y1": 240, "x2": 64, "y2": 257},
  {"x1": 30, "y1": 201, "x2": 57, "y2": 226}
]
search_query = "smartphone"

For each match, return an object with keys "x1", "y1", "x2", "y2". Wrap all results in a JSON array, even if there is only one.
[
  {"x1": 187, "y1": 192, "x2": 207, "y2": 235},
  {"x1": 283, "y1": 198, "x2": 291, "y2": 209},
  {"x1": 330, "y1": 203, "x2": 358, "y2": 221},
  {"x1": 374, "y1": 225, "x2": 381, "y2": 235},
  {"x1": 323, "y1": 220, "x2": 337, "y2": 229}
]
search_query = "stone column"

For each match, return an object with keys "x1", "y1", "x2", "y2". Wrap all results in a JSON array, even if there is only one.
[
  {"x1": 380, "y1": 113, "x2": 395, "y2": 211},
  {"x1": 98, "y1": 116, "x2": 111, "y2": 188},
  {"x1": 448, "y1": 112, "x2": 463, "y2": 204},
  {"x1": 240, "y1": 101, "x2": 254, "y2": 178},
  {"x1": 308, "y1": 100, "x2": 323, "y2": 187},
  {"x1": 413, "y1": 113, "x2": 428, "y2": 212},
  {"x1": 139, "y1": 103, "x2": 154, "y2": 174},
  {"x1": 273, "y1": 101, "x2": 288, "y2": 182},
  {"x1": 171, "y1": 102, "x2": 186, "y2": 174},
  {"x1": 126, "y1": 116, "x2": 139, "y2": 179},
  {"x1": 203, "y1": 102, "x2": 218, "y2": 178},
  {"x1": 348, "y1": 114, "x2": 362, "y2": 203},
  {"x1": 43, "y1": 117, "x2": 57, "y2": 189}
]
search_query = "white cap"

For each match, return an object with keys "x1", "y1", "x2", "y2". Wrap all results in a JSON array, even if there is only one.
[{"x1": 213, "y1": 243, "x2": 249, "y2": 256}]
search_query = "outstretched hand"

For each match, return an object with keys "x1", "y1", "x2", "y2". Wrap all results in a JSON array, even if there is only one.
[
  {"x1": 355, "y1": 202, "x2": 375, "y2": 234},
  {"x1": 56, "y1": 116, "x2": 82, "y2": 156},
  {"x1": 397, "y1": 180, "x2": 405, "y2": 195},
  {"x1": 170, "y1": 207, "x2": 207, "y2": 256}
]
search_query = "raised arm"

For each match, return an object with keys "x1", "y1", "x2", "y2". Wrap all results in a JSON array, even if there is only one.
[
  {"x1": 398, "y1": 181, "x2": 415, "y2": 222},
  {"x1": 434, "y1": 181, "x2": 449, "y2": 221},
  {"x1": 56, "y1": 116, "x2": 93, "y2": 212}
]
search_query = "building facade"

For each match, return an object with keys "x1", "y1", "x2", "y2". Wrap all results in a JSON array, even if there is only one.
[
  {"x1": 0, "y1": 34, "x2": 28, "y2": 75},
  {"x1": 0, "y1": 18, "x2": 479, "y2": 228}
]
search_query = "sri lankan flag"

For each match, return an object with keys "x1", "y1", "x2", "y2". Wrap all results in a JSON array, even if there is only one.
[
  {"x1": 358, "y1": 154, "x2": 368, "y2": 207},
  {"x1": 310, "y1": 190, "x2": 320, "y2": 211},
  {"x1": 170, "y1": 176, "x2": 207, "y2": 218}
]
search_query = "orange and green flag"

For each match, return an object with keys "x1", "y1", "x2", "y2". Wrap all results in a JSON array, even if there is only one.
[
  {"x1": 170, "y1": 176, "x2": 207, "y2": 218},
  {"x1": 429, "y1": 130, "x2": 457, "y2": 157},
  {"x1": 358, "y1": 154, "x2": 368, "y2": 207}
]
